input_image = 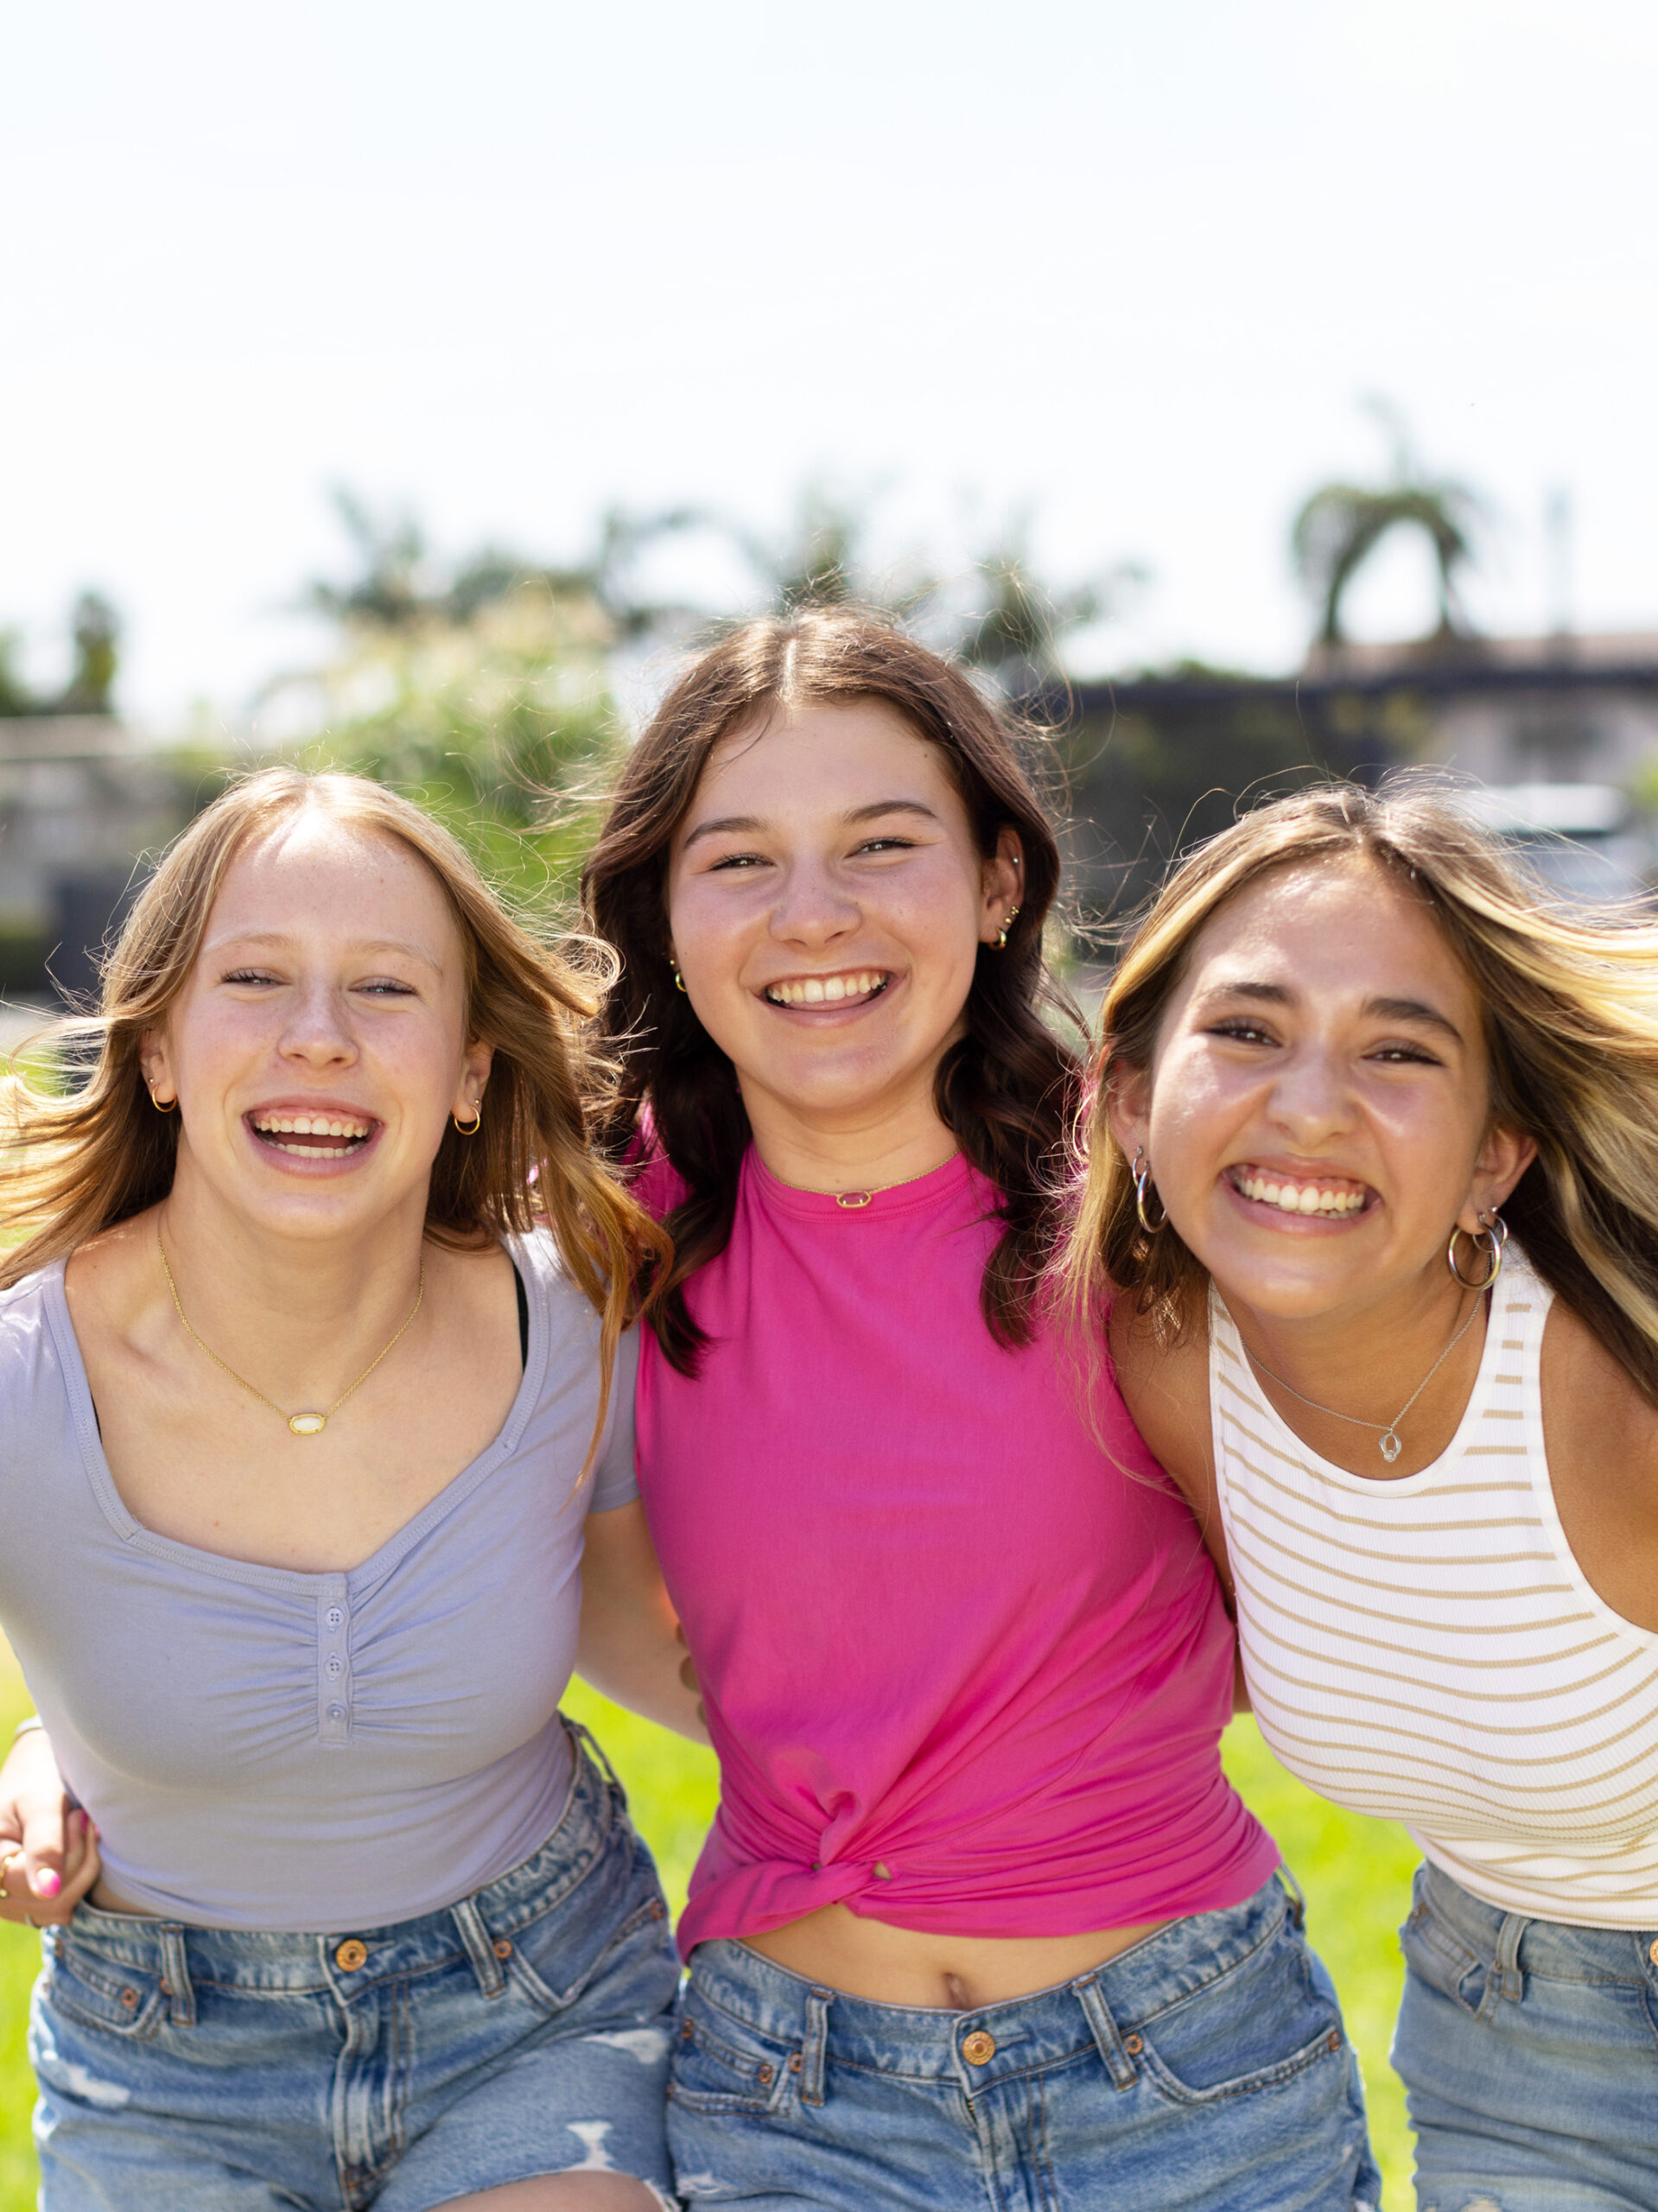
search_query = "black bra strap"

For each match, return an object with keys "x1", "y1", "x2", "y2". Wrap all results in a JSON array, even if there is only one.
[{"x1": 512, "y1": 1262, "x2": 529, "y2": 1371}]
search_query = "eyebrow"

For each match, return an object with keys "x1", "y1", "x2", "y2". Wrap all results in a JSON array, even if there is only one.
[
  {"x1": 206, "y1": 930, "x2": 444, "y2": 970},
  {"x1": 1204, "y1": 979, "x2": 1464, "y2": 1043},
  {"x1": 680, "y1": 798, "x2": 941, "y2": 852}
]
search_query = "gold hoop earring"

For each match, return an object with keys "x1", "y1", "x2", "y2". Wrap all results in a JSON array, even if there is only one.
[
  {"x1": 1448, "y1": 1211, "x2": 1508, "y2": 1290},
  {"x1": 453, "y1": 1104, "x2": 483, "y2": 1136},
  {"x1": 669, "y1": 957, "x2": 687, "y2": 995},
  {"x1": 1132, "y1": 1146, "x2": 1166, "y2": 1236},
  {"x1": 995, "y1": 905, "x2": 1021, "y2": 951},
  {"x1": 148, "y1": 1084, "x2": 177, "y2": 1115}
]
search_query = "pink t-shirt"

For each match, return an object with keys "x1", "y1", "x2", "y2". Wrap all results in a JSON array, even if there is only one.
[{"x1": 634, "y1": 1146, "x2": 1277, "y2": 1957}]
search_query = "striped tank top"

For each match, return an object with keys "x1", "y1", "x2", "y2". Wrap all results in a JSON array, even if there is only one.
[{"x1": 1210, "y1": 1243, "x2": 1658, "y2": 1928}]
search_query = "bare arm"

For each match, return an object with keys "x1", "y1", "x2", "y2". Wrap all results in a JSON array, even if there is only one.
[
  {"x1": 1107, "y1": 1294, "x2": 1233, "y2": 1601},
  {"x1": 0, "y1": 1724, "x2": 101, "y2": 1926},
  {"x1": 575, "y1": 1500, "x2": 709, "y2": 1743}
]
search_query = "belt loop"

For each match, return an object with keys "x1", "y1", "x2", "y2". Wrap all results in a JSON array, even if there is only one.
[
  {"x1": 799, "y1": 1986, "x2": 832, "y2": 2107},
  {"x1": 1076, "y1": 1977, "x2": 1139, "y2": 2091},
  {"x1": 1275, "y1": 1864, "x2": 1307, "y2": 1930},
  {"x1": 451, "y1": 1895, "x2": 507, "y2": 1999},
  {"x1": 157, "y1": 1925, "x2": 195, "y2": 2027},
  {"x1": 1479, "y1": 1910, "x2": 1528, "y2": 2021}
]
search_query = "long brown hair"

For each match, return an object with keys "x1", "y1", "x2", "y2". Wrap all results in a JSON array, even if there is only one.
[
  {"x1": 583, "y1": 606, "x2": 1081, "y2": 1372},
  {"x1": 0, "y1": 767, "x2": 668, "y2": 1432},
  {"x1": 1062, "y1": 779, "x2": 1658, "y2": 1405}
]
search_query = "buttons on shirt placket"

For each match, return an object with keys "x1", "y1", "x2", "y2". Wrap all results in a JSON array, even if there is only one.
[{"x1": 317, "y1": 1580, "x2": 353, "y2": 1743}]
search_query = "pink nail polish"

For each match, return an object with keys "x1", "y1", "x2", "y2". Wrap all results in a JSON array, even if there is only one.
[{"x1": 36, "y1": 1870, "x2": 60, "y2": 1898}]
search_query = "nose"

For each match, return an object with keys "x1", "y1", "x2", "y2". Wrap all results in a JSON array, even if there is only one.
[
  {"x1": 767, "y1": 857, "x2": 861, "y2": 950},
  {"x1": 1266, "y1": 1039, "x2": 1356, "y2": 1146},
  {"x1": 277, "y1": 978, "x2": 359, "y2": 1068}
]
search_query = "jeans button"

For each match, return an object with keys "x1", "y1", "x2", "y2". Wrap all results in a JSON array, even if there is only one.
[
  {"x1": 962, "y1": 2030, "x2": 996, "y2": 2065},
  {"x1": 334, "y1": 1939, "x2": 368, "y2": 1973}
]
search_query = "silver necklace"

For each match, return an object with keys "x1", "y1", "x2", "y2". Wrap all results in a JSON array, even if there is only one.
[{"x1": 1242, "y1": 1293, "x2": 1484, "y2": 1465}]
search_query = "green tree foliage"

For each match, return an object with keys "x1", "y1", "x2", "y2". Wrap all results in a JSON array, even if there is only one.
[
  {"x1": 286, "y1": 494, "x2": 626, "y2": 916},
  {"x1": 0, "y1": 593, "x2": 121, "y2": 716}
]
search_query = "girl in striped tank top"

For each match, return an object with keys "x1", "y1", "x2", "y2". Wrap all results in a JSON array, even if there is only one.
[{"x1": 1065, "y1": 780, "x2": 1658, "y2": 2211}]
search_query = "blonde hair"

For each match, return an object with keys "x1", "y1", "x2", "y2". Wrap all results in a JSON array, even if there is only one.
[
  {"x1": 1063, "y1": 779, "x2": 1658, "y2": 1405},
  {"x1": 0, "y1": 767, "x2": 669, "y2": 1436}
]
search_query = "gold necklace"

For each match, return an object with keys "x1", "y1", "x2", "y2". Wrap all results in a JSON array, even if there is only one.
[
  {"x1": 770, "y1": 1152, "x2": 961, "y2": 1211},
  {"x1": 156, "y1": 1227, "x2": 426, "y2": 1436}
]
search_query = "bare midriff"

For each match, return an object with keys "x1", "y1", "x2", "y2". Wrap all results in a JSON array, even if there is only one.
[{"x1": 743, "y1": 1901, "x2": 1171, "y2": 2010}]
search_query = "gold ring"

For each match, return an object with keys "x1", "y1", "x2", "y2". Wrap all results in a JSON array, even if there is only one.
[{"x1": 0, "y1": 1846, "x2": 25, "y2": 1894}]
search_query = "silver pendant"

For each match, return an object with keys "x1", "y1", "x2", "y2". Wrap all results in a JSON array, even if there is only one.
[
  {"x1": 289, "y1": 1412, "x2": 327, "y2": 1436},
  {"x1": 1378, "y1": 1430, "x2": 1401, "y2": 1464}
]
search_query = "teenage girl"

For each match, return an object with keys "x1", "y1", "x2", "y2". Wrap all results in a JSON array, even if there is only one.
[
  {"x1": 1072, "y1": 780, "x2": 1658, "y2": 2209},
  {"x1": 581, "y1": 609, "x2": 1382, "y2": 2210},
  {"x1": 0, "y1": 770, "x2": 699, "y2": 2210}
]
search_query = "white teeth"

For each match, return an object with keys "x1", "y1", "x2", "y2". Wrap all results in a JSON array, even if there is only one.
[
  {"x1": 1236, "y1": 1172, "x2": 1365, "y2": 1217},
  {"x1": 252, "y1": 1115, "x2": 370, "y2": 1142},
  {"x1": 766, "y1": 970, "x2": 885, "y2": 1007}
]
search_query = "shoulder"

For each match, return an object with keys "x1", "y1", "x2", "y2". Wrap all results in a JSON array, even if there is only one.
[
  {"x1": 1106, "y1": 1281, "x2": 1215, "y2": 1496},
  {"x1": 505, "y1": 1228, "x2": 639, "y2": 1377},
  {"x1": 625, "y1": 1142, "x2": 688, "y2": 1224},
  {"x1": 0, "y1": 1262, "x2": 72, "y2": 1428},
  {"x1": 1541, "y1": 1292, "x2": 1658, "y2": 1473},
  {"x1": 505, "y1": 1224, "x2": 598, "y2": 1332}
]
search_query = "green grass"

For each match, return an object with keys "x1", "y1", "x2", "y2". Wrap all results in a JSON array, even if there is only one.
[{"x1": 0, "y1": 1665, "x2": 1419, "y2": 2209}]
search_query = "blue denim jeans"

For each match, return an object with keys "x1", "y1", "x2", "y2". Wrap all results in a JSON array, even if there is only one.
[
  {"x1": 29, "y1": 1725, "x2": 680, "y2": 2210},
  {"x1": 667, "y1": 1872, "x2": 1380, "y2": 2209},
  {"x1": 1395, "y1": 1859, "x2": 1658, "y2": 2211}
]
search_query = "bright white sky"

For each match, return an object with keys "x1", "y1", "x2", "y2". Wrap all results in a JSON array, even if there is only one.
[{"x1": 4, "y1": 0, "x2": 1656, "y2": 725}]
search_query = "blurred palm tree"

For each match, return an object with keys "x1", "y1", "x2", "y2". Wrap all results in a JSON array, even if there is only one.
[{"x1": 1292, "y1": 404, "x2": 1483, "y2": 648}]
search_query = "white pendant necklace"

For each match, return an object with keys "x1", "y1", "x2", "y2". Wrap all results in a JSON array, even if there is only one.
[{"x1": 1242, "y1": 1292, "x2": 1484, "y2": 1465}]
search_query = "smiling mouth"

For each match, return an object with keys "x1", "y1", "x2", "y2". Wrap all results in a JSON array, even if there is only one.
[
  {"x1": 248, "y1": 1112, "x2": 376, "y2": 1161},
  {"x1": 1227, "y1": 1165, "x2": 1374, "y2": 1219},
  {"x1": 762, "y1": 969, "x2": 892, "y2": 1009}
]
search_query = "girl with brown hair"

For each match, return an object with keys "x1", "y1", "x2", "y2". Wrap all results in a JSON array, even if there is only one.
[
  {"x1": 1069, "y1": 780, "x2": 1658, "y2": 2208},
  {"x1": 0, "y1": 769, "x2": 699, "y2": 2210},
  {"x1": 581, "y1": 608, "x2": 1378, "y2": 2209}
]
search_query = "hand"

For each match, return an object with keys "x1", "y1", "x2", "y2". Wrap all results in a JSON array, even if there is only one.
[
  {"x1": 676, "y1": 1623, "x2": 707, "y2": 1733},
  {"x1": 0, "y1": 1726, "x2": 102, "y2": 1928}
]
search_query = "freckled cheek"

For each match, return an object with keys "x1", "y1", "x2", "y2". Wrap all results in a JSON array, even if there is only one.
[{"x1": 1147, "y1": 1059, "x2": 1251, "y2": 1184}]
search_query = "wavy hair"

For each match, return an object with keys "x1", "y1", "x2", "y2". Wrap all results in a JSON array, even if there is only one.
[
  {"x1": 1061, "y1": 779, "x2": 1658, "y2": 1405},
  {"x1": 583, "y1": 606, "x2": 1081, "y2": 1371},
  {"x1": 0, "y1": 767, "x2": 668, "y2": 1440}
]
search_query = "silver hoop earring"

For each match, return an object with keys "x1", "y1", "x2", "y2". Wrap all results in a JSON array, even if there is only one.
[
  {"x1": 1132, "y1": 1146, "x2": 1167, "y2": 1236},
  {"x1": 1448, "y1": 1210, "x2": 1508, "y2": 1291}
]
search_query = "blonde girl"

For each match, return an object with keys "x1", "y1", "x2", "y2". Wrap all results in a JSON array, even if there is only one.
[
  {"x1": 1070, "y1": 779, "x2": 1658, "y2": 2210},
  {"x1": 0, "y1": 769, "x2": 697, "y2": 2211}
]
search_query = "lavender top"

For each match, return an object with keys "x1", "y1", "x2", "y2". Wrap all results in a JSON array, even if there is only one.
[{"x1": 0, "y1": 1229, "x2": 636, "y2": 1931}]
